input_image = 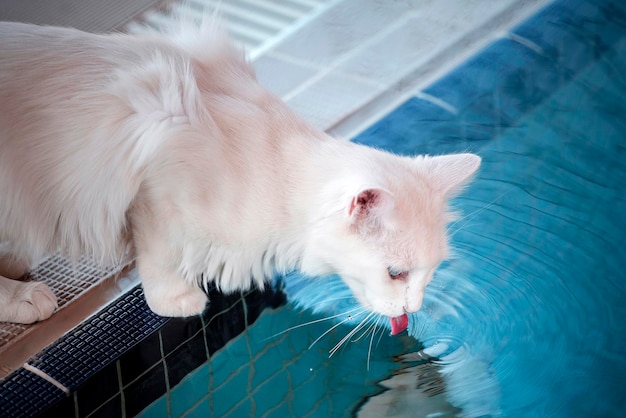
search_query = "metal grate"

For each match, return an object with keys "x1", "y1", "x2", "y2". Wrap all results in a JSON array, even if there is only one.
[
  {"x1": 125, "y1": 0, "x2": 331, "y2": 53},
  {"x1": 0, "y1": 256, "x2": 123, "y2": 351},
  {"x1": 0, "y1": 367, "x2": 66, "y2": 418},
  {"x1": 26, "y1": 285, "x2": 168, "y2": 391}
]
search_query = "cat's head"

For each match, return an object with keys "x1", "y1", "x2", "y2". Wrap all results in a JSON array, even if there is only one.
[{"x1": 300, "y1": 152, "x2": 480, "y2": 319}]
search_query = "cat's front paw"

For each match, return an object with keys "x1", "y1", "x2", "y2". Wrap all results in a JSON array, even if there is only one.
[
  {"x1": 142, "y1": 279, "x2": 208, "y2": 318},
  {"x1": 0, "y1": 280, "x2": 58, "y2": 324}
]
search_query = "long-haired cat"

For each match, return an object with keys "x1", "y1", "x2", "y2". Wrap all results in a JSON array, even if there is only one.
[{"x1": 0, "y1": 19, "x2": 479, "y2": 326}]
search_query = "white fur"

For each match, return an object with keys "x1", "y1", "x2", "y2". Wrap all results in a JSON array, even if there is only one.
[{"x1": 0, "y1": 19, "x2": 480, "y2": 324}]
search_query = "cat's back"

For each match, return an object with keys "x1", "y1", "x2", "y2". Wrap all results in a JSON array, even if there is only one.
[{"x1": 0, "y1": 22, "x2": 178, "y2": 92}]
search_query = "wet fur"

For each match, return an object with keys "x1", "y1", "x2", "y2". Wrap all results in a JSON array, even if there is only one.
[{"x1": 0, "y1": 19, "x2": 480, "y2": 324}]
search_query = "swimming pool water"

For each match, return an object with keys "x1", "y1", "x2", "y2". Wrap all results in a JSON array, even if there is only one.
[
  {"x1": 140, "y1": 0, "x2": 626, "y2": 416},
  {"x1": 404, "y1": 37, "x2": 626, "y2": 418},
  {"x1": 139, "y1": 303, "x2": 462, "y2": 417}
]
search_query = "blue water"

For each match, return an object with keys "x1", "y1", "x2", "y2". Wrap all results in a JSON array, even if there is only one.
[
  {"x1": 140, "y1": 1, "x2": 626, "y2": 416},
  {"x1": 139, "y1": 303, "x2": 440, "y2": 417},
  {"x1": 412, "y1": 39, "x2": 626, "y2": 417}
]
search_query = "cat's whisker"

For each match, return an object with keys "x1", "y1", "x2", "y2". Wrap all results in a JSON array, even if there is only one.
[
  {"x1": 352, "y1": 313, "x2": 381, "y2": 343},
  {"x1": 307, "y1": 309, "x2": 368, "y2": 350},
  {"x1": 367, "y1": 314, "x2": 385, "y2": 371},
  {"x1": 447, "y1": 190, "x2": 511, "y2": 238},
  {"x1": 265, "y1": 306, "x2": 365, "y2": 340},
  {"x1": 346, "y1": 312, "x2": 379, "y2": 352},
  {"x1": 329, "y1": 311, "x2": 376, "y2": 358}
]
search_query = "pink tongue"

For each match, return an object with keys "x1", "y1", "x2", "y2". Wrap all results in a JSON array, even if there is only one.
[{"x1": 390, "y1": 313, "x2": 409, "y2": 335}]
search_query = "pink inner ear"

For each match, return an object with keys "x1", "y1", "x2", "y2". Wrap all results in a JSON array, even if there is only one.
[
  {"x1": 358, "y1": 189, "x2": 379, "y2": 206},
  {"x1": 349, "y1": 188, "x2": 394, "y2": 221},
  {"x1": 348, "y1": 197, "x2": 357, "y2": 217}
]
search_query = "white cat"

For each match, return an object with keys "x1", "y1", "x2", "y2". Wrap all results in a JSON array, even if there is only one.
[{"x1": 0, "y1": 20, "x2": 480, "y2": 327}]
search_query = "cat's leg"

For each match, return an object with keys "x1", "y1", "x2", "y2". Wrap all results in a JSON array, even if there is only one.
[
  {"x1": 130, "y1": 195, "x2": 208, "y2": 318},
  {"x1": 138, "y1": 256, "x2": 208, "y2": 317},
  {"x1": 135, "y1": 235, "x2": 208, "y2": 318},
  {"x1": 0, "y1": 257, "x2": 27, "y2": 280},
  {"x1": 0, "y1": 276, "x2": 58, "y2": 324}
]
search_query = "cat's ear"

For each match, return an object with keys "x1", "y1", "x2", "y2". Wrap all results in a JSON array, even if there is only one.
[
  {"x1": 418, "y1": 153, "x2": 481, "y2": 196},
  {"x1": 347, "y1": 188, "x2": 395, "y2": 226}
]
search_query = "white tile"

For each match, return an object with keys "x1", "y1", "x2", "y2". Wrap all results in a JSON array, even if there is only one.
[
  {"x1": 261, "y1": 0, "x2": 548, "y2": 132},
  {"x1": 285, "y1": 72, "x2": 383, "y2": 130},
  {"x1": 426, "y1": 0, "x2": 518, "y2": 27},
  {"x1": 272, "y1": 0, "x2": 425, "y2": 67},
  {"x1": 253, "y1": 54, "x2": 318, "y2": 97},
  {"x1": 336, "y1": 15, "x2": 466, "y2": 87},
  {"x1": 334, "y1": 0, "x2": 522, "y2": 87}
]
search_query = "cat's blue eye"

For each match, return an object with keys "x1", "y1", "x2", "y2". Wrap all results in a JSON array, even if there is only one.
[{"x1": 387, "y1": 267, "x2": 408, "y2": 280}]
